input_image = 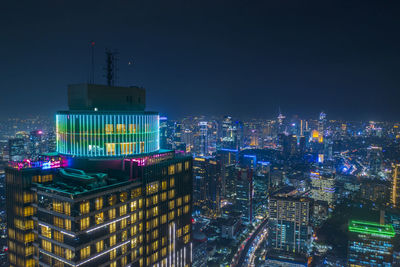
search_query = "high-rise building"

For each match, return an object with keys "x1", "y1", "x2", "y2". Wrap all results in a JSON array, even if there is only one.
[
  {"x1": 348, "y1": 220, "x2": 395, "y2": 266},
  {"x1": 29, "y1": 130, "x2": 44, "y2": 159},
  {"x1": 236, "y1": 167, "x2": 253, "y2": 223},
  {"x1": 268, "y1": 190, "x2": 311, "y2": 256},
  {"x1": 192, "y1": 157, "x2": 221, "y2": 217},
  {"x1": 6, "y1": 83, "x2": 193, "y2": 267},
  {"x1": 8, "y1": 138, "x2": 26, "y2": 162},
  {"x1": 198, "y1": 122, "x2": 208, "y2": 156},
  {"x1": 391, "y1": 164, "x2": 400, "y2": 208},
  {"x1": 310, "y1": 171, "x2": 335, "y2": 205}
]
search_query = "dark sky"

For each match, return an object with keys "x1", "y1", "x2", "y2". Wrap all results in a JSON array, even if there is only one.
[{"x1": 1, "y1": 1, "x2": 400, "y2": 121}]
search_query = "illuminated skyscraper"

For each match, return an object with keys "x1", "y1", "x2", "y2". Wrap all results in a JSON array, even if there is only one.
[
  {"x1": 310, "y1": 171, "x2": 335, "y2": 205},
  {"x1": 198, "y1": 122, "x2": 208, "y2": 156},
  {"x1": 6, "y1": 83, "x2": 193, "y2": 267},
  {"x1": 391, "y1": 164, "x2": 400, "y2": 208},
  {"x1": 348, "y1": 220, "x2": 395, "y2": 266},
  {"x1": 268, "y1": 192, "x2": 311, "y2": 256}
]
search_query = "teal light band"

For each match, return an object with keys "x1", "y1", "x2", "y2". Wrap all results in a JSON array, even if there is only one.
[
  {"x1": 56, "y1": 112, "x2": 160, "y2": 157},
  {"x1": 349, "y1": 220, "x2": 395, "y2": 238}
]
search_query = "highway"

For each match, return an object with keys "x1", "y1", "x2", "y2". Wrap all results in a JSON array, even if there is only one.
[{"x1": 231, "y1": 218, "x2": 269, "y2": 267}]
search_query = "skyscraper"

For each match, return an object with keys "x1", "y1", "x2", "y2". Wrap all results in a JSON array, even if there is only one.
[
  {"x1": 391, "y1": 164, "x2": 400, "y2": 208},
  {"x1": 348, "y1": 220, "x2": 395, "y2": 266},
  {"x1": 267, "y1": 189, "x2": 311, "y2": 257},
  {"x1": 6, "y1": 83, "x2": 193, "y2": 267}
]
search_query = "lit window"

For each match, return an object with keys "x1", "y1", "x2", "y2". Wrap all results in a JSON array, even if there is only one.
[
  {"x1": 168, "y1": 189, "x2": 175, "y2": 199},
  {"x1": 95, "y1": 212, "x2": 104, "y2": 224},
  {"x1": 80, "y1": 217, "x2": 90, "y2": 230},
  {"x1": 80, "y1": 201, "x2": 90, "y2": 214},
  {"x1": 110, "y1": 249, "x2": 117, "y2": 260},
  {"x1": 95, "y1": 197, "x2": 103, "y2": 210},
  {"x1": 170, "y1": 177, "x2": 175, "y2": 187},
  {"x1": 80, "y1": 246, "x2": 91, "y2": 259},
  {"x1": 109, "y1": 209, "x2": 116, "y2": 219},
  {"x1": 110, "y1": 222, "x2": 116, "y2": 233},
  {"x1": 109, "y1": 195, "x2": 116, "y2": 206},
  {"x1": 185, "y1": 161, "x2": 190, "y2": 170},
  {"x1": 116, "y1": 124, "x2": 126, "y2": 133},
  {"x1": 42, "y1": 240, "x2": 52, "y2": 252},
  {"x1": 131, "y1": 201, "x2": 137, "y2": 212},
  {"x1": 168, "y1": 165, "x2": 175, "y2": 175},
  {"x1": 162, "y1": 180, "x2": 167, "y2": 190},
  {"x1": 41, "y1": 226, "x2": 51, "y2": 238},
  {"x1": 169, "y1": 200, "x2": 175, "y2": 210},
  {"x1": 105, "y1": 124, "x2": 113, "y2": 134},
  {"x1": 110, "y1": 235, "x2": 117, "y2": 247},
  {"x1": 120, "y1": 192, "x2": 128, "y2": 202},
  {"x1": 161, "y1": 192, "x2": 167, "y2": 201},
  {"x1": 120, "y1": 205, "x2": 127, "y2": 216},
  {"x1": 183, "y1": 205, "x2": 190, "y2": 214},
  {"x1": 96, "y1": 240, "x2": 104, "y2": 253},
  {"x1": 106, "y1": 143, "x2": 116, "y2": 155}
]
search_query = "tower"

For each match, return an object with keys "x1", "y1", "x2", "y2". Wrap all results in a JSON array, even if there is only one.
[{"x1": 6, "y1": 83, "x2": 193, "y2": 267}]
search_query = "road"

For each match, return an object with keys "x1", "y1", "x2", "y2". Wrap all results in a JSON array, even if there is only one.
[{"x1": 231, "y1": 218, "x2": 269, "y2": 267}]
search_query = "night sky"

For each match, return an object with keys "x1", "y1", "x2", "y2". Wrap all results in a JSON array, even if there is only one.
[{"x1": 1, "y1": 1, "x2": 400, "y2": 121}]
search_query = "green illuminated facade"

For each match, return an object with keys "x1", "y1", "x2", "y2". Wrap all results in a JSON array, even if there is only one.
[
  {"x1": 56, "y1": 111, "x2": 160, "y2": 157},
  {"x1": 348, "y1": 220, "x2": 395, "y2": 237},
  {"x1": 348, "y1": 220, "x2": 395, "y2": 266}
]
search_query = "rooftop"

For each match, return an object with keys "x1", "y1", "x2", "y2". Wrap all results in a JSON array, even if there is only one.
[{"x1": 349, "y1": 220, "x2": 395, "y2": 238}]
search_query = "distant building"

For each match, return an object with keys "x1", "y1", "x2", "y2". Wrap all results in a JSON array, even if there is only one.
[
  {"x1": 268, "y1": 192, "x2": 312, "y2": 255},
  {"x1": 8, "y1": 138, "x2": 26, "y2": 161},
  {"x1": 391, "y1": 164, "x2": 400, "y2": 208},
  {"x1": 348, "y1": 220, "x2": 395, "y2": 266},
  {"x1": 219, "y1": 217, "x2": 240, "y2": 239},
  {"x1": 310, "y1": 171, "x2": 335, "y2": 205},
  {"x1": 236, "y1": 167, "x2": 253, "y2": 223}
]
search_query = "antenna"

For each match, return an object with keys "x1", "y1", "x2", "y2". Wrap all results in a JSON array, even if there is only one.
[
  {"x1": 90, "y1": 41, "x2": 95, "y2": 84},
  {"x1": 105, "y1": 49, "x2": 118, "y2": 86}
]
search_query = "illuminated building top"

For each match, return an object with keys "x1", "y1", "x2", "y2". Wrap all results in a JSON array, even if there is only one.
[
  {"x1": 349, "y1": 220, "x2": 395, "y2": 238},
  {"x1": 56, "y1": 84, "x2": 160, "y2": 158}
]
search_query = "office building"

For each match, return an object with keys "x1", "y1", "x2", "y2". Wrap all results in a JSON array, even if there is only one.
[
  {"x1": 348, "y1": 220, "x2": 395, "y2": 266},
  {"x1": 310, "y1": 171, "x2": 335, "y2": 205},
  {"x1": 392, "y1": 164, "x2": 400, "y2": 208},
  {"x1": 6, "y1": 83, "x2": 193, "y2": 267}
]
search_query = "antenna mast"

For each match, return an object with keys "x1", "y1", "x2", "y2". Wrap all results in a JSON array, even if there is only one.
[
  {"x1": 105, "y1": 49, "x2": 118, "y2": 86},
  {"x1": 90, "y1": 41, "x2": 95, "y2": 84}
]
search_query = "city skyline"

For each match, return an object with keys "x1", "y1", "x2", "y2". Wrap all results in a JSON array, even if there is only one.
[{"x1": 1, "y1": 1, "x2": 400, "y2": 120}]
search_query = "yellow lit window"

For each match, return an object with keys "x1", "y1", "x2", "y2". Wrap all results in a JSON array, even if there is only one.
[
  {"x1": 64, "y1": 202, "x2": 71, "y2": 215},
  {"x1": 129, "y1": 124, "x2": 137, "y2": 133},
  {"x1": 131, "y1": 188, "x2": 141, "y2": 198},
  {"x1": 122, "y1": 230, "x2": 127, "y2": 241},
  {"x1": 170, "y1": 177, "x2": 175, "y2": 187},
  {"x1": 110, "y1": 261, "x2": 117, "y2": 267},
  {"x1": 110, "y1": 249, "x2": 117, "y2": 260},
  {"x1": 169, "y1": 200, "x2": 175, "y2": 210},
  {"x1": 41, "y1": 226, "x2": 51, "y2": 238},
  {"x1": 53, "y1": 200, "x2": 63, "y2": 213},
  {"x1": 168, "y1": 211, "x2": 175, "y2": 221},
  {"x1": 168, "y1": 189, "x2": 175, "y2": 199},
  {"x1": 131, "y1": 225, "x2": 137, "y2": 236},
  {"x1": 42, "y1": 240, "x2": 52, "y2": 252},
  {"x1": 161, "y1": 214, "x2": 167, "y2": 224},
  {"x1": 152, "y1": 229, "x2": 159, "y2": 239},
  {"x1": 120, "y1": 192, "x2": 128, "y2": 202},
  {"x1": 109, "y1": 195, "x2": 116, "y2": 206},
  {"x1": 24, "y1": 206, "x2": 34, "y2": 217},
  {"x1": 121, "y1": 218, "x2": 127, "y2": 229},
  {"x1": 65, "y1": 249, "x2": 74, "y2": 260},
  {"x1": 139, "y1": 211, "x2": 143, "y2": 220},
  {"x1": 162, "y1": 180, "x2": 167, "y2": 190},
  {"x1": 152, "y1": 218, "x2": 158, "y2": 228},
  {"x1": 162, "y1": 247, "x2": 167, "y2": 257},
  {"x1": 105, "y1": 124, "x2": 113, "y2": 134},
  {"x1": 131, "y1": 237, "x2": 138, "y2": 248},
  {"x1": 139, "y1": 199, "x2": 143, "y2": 208},
  {"x1": 146, "y1": 182, "x2": 159, "y2": 195},
  {"x1": 80, "y1": 217, "x2": 90, "y2": 230},
  {"x1": 121, "y1": 256, "x2": 127, "y2": 266},
  {"x1": 54, "y1": 216, "x2": 63, "y2": 228},
  {"x1": 120, "y1": 205, "x2": 127, "y2": 216},
  {"x1": 96, "y1": 240, "x2": 104, "y2": 253},
  {"x1": 177, "y1": 197, "x2": 182, "y2": 206},
  {"x1": 152, "y1": 240, "x2": 159, "y2": 251},
  {"x1": 161, "y1": 192, "x2": 167, "y2": 201},
  {"x1": 54, "y1": 244, "x2": 64, "y2": 257},
  {"x1": 184, "y1": 224, "x2": 190, "y2": 234},
  {"x1": 54, "y1": 230, "x2": 64, "y2": 243},
  {"x1": 80, "y1": 246, "x2": 91, "y2": 259},
  {"x1": 116, "y1": 124, "x2": 126, "y2": 133},
  {"x1": 184, "y1": 205, "x2": 190, "y2": 214},
  {"x1": 184, "y1": 194, "x2": 190, "y2": 203},
  {"x1": 95, "y1": 197, "x2": 103, "y2": 210},
  {"x1": 110, "y1": 222, "x2": 116, "y2": 233},
  {"x1": 185, "y1": 161, "x2": 190, "y2": 170},
  {"x1": 183, "y1": 234, "x2": 190, "y2": 244},
  {"x1": 65, "y1": 219, "x2": 71, "y2": 230},
  {"x1": 110, "y1": 235, "x2": 116, "y2": 246},
  {"x1": 177, "y1": 163, "x2": 182, "y2": 173},
  {"x1": 80, "y1": 201, "x2": 90, "y2": 214},
  {"x1": 131, "y1": 213, "x2": 137, "y2": 223},
  {"x1": 95, "y1": 212, "x2": 104, "y2": 224},
  {"x1": 109, "y1": 208, "x2": 116, "y2": 219},
  {"x1": 106, "y1": 143, "x2": 116, "y2": 155},
  {"x1": 168, "y1": 165, "x2": 175, "y2": 175},
  {"x1": 153, "y1": 206, "x2": 159, "y2": 216},
  {"x1": 177, "y1": 228, "x2": 182, "y2": 237},
  {"x1": 140, "y1": 142, "x2": 145, "y2": 153},
  {"x1": 178, "y1": 208, "x2": 182, "y2": 216},
  {"x1": 131, "y1": 201, "x2": 137, "y2": 212}
]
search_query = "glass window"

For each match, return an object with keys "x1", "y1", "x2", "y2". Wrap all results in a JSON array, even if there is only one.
[
  {"x1": 80, "y1": 201, "x2": 90, "y2": 214},
  {"x1": 109, "y1": 208, "x2": 116, "y2": 219},
  {"x1": 95, "y1": 212, "x2": 104, "y2": 224},
  {"x1": 80, "y1": 246, "x2": 91, "y2": 259},
  {"x1": 95, "y1": 197, "x2": 103, "y2": 210},
  {"x1": 80, "y1": 217, "x2": 90, "y2": 230},
  {"x1": 96, "y1": 240, "x2": 104, "y2": 253}
]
